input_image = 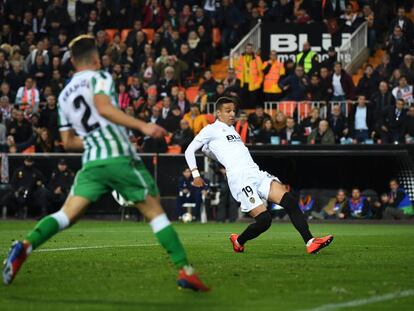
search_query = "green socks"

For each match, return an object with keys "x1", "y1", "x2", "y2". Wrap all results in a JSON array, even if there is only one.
[
  {"x1": 25, "y1": 211, "x2": 70, "y2": 250},
  {"x1": 150, "y1": 214, "x2": 189, "y2": 269}
]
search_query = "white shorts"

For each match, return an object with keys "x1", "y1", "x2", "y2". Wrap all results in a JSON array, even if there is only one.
[{"x1": 227, "y1": 168, "x2": 280, "y2": 213}]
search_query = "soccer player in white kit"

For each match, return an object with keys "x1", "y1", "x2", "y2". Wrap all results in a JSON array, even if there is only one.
[{"x1": 185, "y1": 97, "x2": 333, "y2": 254}]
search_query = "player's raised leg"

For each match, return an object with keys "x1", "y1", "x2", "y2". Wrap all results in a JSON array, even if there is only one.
[
  {"x1": 2, "y1": 195, "x2": 89, "y2": 285},
  {"x1": 135, "y1": 194, "x2": 209, "y2": 292},
  {"x1": 267, "y1": 181, "x2": 333, "y2": 254},
  {"x1": 230, "y1": 205, "x2": 272, "y2": 252}
]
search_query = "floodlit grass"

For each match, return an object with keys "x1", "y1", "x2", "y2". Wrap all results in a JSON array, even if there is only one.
[{"x1": 1, "y1": 221, "x2": 413, "y2": 311}]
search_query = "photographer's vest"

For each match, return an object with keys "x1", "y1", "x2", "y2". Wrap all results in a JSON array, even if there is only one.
[
  {"x1": 296, "y1": 50, "x2": 316, "y2": 74},
  {"x1": 348, "y1": 196, "x2": 366, "y2": 216},
  {"x1": 263, "y1": 61, "x2": 285, "y2": 94}
]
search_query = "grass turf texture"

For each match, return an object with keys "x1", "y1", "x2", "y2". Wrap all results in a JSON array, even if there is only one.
[{"x1": 1, "y1": 221, "x2": 413, "y2": 311}]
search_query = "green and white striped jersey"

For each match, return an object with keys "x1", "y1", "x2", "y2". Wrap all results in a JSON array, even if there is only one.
[{"x1": 58, "y1": 70, "x2": 139, "y2": 165}]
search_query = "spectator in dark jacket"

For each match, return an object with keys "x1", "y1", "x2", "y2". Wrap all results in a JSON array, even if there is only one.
[
  {"x1": 171, "y1": 119, "x2": 194, "y2": 152},
  {"x1": 248, "y1": 106, "x2": 271, "y2": 135},
  {"x1": 7, "y1": 110, "x2": 32, "y2": 144},
  {"x1": 279, "y1": 117, "x2": 304, "y2": 144},
  {"x1": 379, "y1": 99, "x2": 407, "y2": 143},
  {"x1": 387, "y1": 25, "x2": 409, "y2": 70},
  {"x1": 200, "y1": 70, "x2": 218, "y2": 98},
  {"x1": 307, "y1": 120, "x2": 335, "y2": 145},
  {"x1": 399, "y1": 54, "x2": 414, "y2": 84},
  {"x1": 356, "y1": 64, "x2": 379, "y2": 100},
  {"x1": 331, "y1": 62, "x2": 356, "y2": 101},
  {"x1": 320, "y1": 47, "x2": 337, "y2": 72},
  {"x1": 403, "y1": 105, "x2": 414, "y2": 143},
  {"x1": 255, "y1": 119, "x2": 278, "y2": 144},
  {"x1": 328, "y1": 104, "x2": 349, "y2": 143},
  {"x1": 348, "y1": 95, "x2": 375, "y2": 143},
  {"x1": 370, "y1": 81, "x2": 395, "y2": 119},
  {"x1": 279, "y1": 65, "x2": 309, "y2": 101},
  {"x1": 374, "y1": 54, "x2": 393, "y2": 81},
  {"x1": 217, "y1": 0, "x2": 241, "y2": 54},
  {"x1": 389, "y1": 7, "x2": 413, "y2": 43},
  {"x1": 307, "y1": 74, "x2": 329, "y2": 102}
]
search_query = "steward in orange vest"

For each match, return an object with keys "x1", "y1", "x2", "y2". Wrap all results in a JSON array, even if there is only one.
[{"x1": 262, "y1": 50, "x2": 285, "y2": 101}]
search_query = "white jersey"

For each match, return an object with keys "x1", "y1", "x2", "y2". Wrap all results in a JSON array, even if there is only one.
[
  {"x1": 193, "y1": 119, "x2": 258, "y2": 173},
  {"x1": 58, "y1": 70, "x2": 138, "y2": 165}
]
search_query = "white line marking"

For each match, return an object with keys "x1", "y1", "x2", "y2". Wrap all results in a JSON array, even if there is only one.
[
  {"x1": 35, "y1": 244, "x2": 159, "y2": 252},
  {"x1": 301, "y1": 289, "x2": 414, "y2": 311}
]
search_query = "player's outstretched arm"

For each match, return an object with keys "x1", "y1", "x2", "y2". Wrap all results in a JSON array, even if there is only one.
[
  {"x1": 94, "y1": 94, "x2": 166, "y2": 138},
  {"x1": 60, "y1": 129, "x2": 84, "y2": 151},
  {"x1": 184, "y1": 139, "x2": 205, "y2": 187}
]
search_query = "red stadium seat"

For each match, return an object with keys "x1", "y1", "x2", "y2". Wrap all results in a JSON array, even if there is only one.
[
  {"x1": 277, "y1": 101, "x2": 297, "y2": 117},
  {"x1": 205, "y1": 114, "x2": 216, "y2": 124},
  {"x1": 212, "y1": 28, "x2": 221, "y2": 45},
  {"x1": 185, "y1": 86, "x2": 199, "y2": 103},
  {"x1": 121, "y1": 29, "x2": 132, "y2": 43},
  {"x1": 104, "y1": 29, "x2": 118, "y2": 42},
  {"x1": 167, "y1": 145, "x2": 182, "y2": 154},
  {"x1": 297, "y1": 101, "x2": 312, "y2": 119},
  {"x1": 142, "y1": 28, "x2": 155, "y2": 43}
]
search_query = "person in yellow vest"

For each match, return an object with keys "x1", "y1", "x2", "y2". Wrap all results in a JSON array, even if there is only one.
[
  {"x1": 183, "y1": 104, "x2": 209, "y2": 135},
  {"x1": 296, "y1": 42, "x2": 319, "y2": 75},
  {"x1": 236, "y1": 43, "x2": 263, "y2": 108},
  {"x1": 262, "y1": 50, "x2": 285, "y2": 102}
]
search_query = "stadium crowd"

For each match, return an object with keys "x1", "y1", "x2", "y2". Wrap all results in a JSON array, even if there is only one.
[{"x1": 0, "y1": 1, "x2": 414, "y2": 154}]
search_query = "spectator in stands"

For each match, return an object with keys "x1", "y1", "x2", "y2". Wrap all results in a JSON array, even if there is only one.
[
  {"x1": 340, "y1": 187, "x2": 370, "y2": 219},
  {"x1": 296, "y1": 42, "x2": 318, "y2": 75},
  {"x1": 142, "y1": 1, "x2": 165, "y2": 29},
  {"x1": 389, "y1": 68, "x2": 402, "y2": 88},
  {"x1": 217, "y1": 0, "x2": 241, "y2": 54},
  {"x1": 308, "y1": 74, "x2": 329, "y2": 102},
  {"x1": 331, "y1": 62, "x2": 356, "y2": 101},
  {"x1": 15, "y1": 77, "x2": 40, "y2": 112},
  {"x1": 7, "y1": 62, "x2": 26, "y2": 94},
  {"x1": 7, "y1": 110, "x2": 32, "y2": 144},
  {"x1": 274, "y1": 111, "x2": 287, "y2": 136},
  {"x1": 319, "y1": 66, "x2": 334, "y2": 98},
  {"x1": 128, "y1": 75, "x2": 144, "y2": 102},
  {"x1": 200, "y1": 70, "x2": 218, "y2": 99},
  {"x1": 301, "y1": 107, "x2": 321, "y2": 136},
  {"x1": 356, "y1": 64, "x2": 379, "y2": 100},
  {"x1": 392, "y1": 76, "x2": 413, "y2": 105},
  {"x1": 248, "y1": 105, "x2": 271, "y2": 136},
  {"x1": 162, "y1": 105, "x2": 181, "y2": 134},
  {"x1": 399, "y1": 54, "x2": 414, "y2": 84},
  {"x1": 383, "y1": 179, "x2": 414, "y2": 219},
  {"x1": 236, "y1": 43, "x2": 263, "y2": 108},
  {"x1": 183, "y1": 104, "x2": 208, "y2": 135},
  {"x1": 234, "y1": 112, "x2": 254, "y2": 144},
  {"x1": 389, "y1": 6, "x2": 413, "y2": 44},
  {"x1": 387, "y1": 25, "x2": 409, "y2": 70},
  {"x1": 328, "y1": 104, "x2": 349, "y2": 143},
  {"x1": 0, "y1": 96, "x2": 12, "y2": 125},
  {"x1": 160, "y1": 96, "x2": 172, "y2": 120},
  {"x1": 223, "y1": 67, "x2": 241, "y2": 97},
  {"x1": 279, "y1": 116, "x2": 304, "y2": 144},
  {"x1": 0, "y1": 82, "x2": 16, "y2": 104},
  {"x1": 175, "y1": 90, "x2": 190, "y2": 116},
  {"x1": 375, "y1": 53, "x2": 392, "y2": 81},
  {"x1": 256, "y1": 119, "x2": 278, "y2": 144},
  {"x1": 0, "y1": 113, "x2": 6, "y2": 144},
  {"x1": 34, "y1": 128, "x2": 54, "y2": 153},
  {"x1": 403, "y1": 105, "x2": 414, "y2": 143},
  {"x1": 157, "y1": 65, "x2": 178, "y2": 97},
  {"x1": 322, "y1": 189, "x2": 348, "y2": 219},
  {"x1": 379, "y1": 99, "x2": 407, "y2": 144},
  {"x1": 279, "y1": 65, "x2": 309, "y2": 101},
  {"x1": 117, "y1": 83, "x2": 131, "y2": 111},
  {"x1": 262, "y1": 50, "x2": 285, "y2": 102},
  {"x1": 320, "y1": 47, "x2": 338, "y2": 72},
  {"x1": 176, "y1": 167, "x2": 194, "y2": 219},
  {"x1": 348, "y1": 95, "x2": 374, "y2": 144},
  {"x1": 171, "y1": 119, "x2": 194, "y2": 153},
  {"x1": 210, "y1": 83, "x2": 226, "y2": 103},
  {"x1": 194, "y1": 88, "x2": 208, "y2": 113},
  {"x1": 362, "y1": 4, "x2": 377, "y2": 56},
  {"x1": 340, "y1": 3, "x2": 363, "y2": 32},
  {"x1": 307, "y1": 120, "x2": 335, "y2": 145},
  {"x1": 39, "y1": 95, "x2": 59, "y2": 141},
  {"x1": 371, "y1": 81, "x2": 395, "y2": 119}
]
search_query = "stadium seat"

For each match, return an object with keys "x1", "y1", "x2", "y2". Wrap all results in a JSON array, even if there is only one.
[
  {"x1": 296, "y1": 101, "x2": 312, "y2": 119},
  {"x1": 22, "y1": 146, "x2": 35, "y2": 154},
  {"x1": 277, "y1": 102, "x2": 297, "y2": 118},
  {"x1": 185, "y1": 86, "x2": 199, "y2": 103},
  {"x1": 104, "y1": 29, "x2": 118, "y2": 42},
  {"x1": 121, "y1": 29, "x2": 132, "y2": 43},
  {"x1": 167, "y1": 145, "x2": 181, "y2": 154},
  {"x1": 205, "y1": 114, "x2": 216, "y2": 124},
  {"x1": 212, "y1": 28, "x2": 221, "y2": 45},
  {"x1": 142, "y1": 28, "x2": 155, "y2": 43}
]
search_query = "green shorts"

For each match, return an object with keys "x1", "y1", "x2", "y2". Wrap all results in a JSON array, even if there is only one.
[{"x1": 71, "y1": 157, "x2": 159, "y2": 203}]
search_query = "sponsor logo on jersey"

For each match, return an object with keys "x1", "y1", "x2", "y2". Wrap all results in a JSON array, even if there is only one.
[{"x1": 226, "y1": 134, "x2": 242, "y2": 142}]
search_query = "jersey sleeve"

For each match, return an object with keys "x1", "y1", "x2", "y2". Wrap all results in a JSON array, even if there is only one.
[
  {"x1": 91, "y1": 71, "x2": 114, "y2": 97},
  {"x1": 57, "y1": 100, "x2": 71, "y2": 131}
]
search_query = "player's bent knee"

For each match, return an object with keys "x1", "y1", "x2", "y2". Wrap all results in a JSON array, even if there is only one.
[{"x1": 255, "y1": 211, "x2": 272, "y2": 232}]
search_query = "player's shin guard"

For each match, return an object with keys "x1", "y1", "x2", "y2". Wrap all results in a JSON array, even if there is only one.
[
  {"x1": 150, "y1": 214, "x2": 189, "y2": 269},
  {"x1": 237, "y1": 211, "x2": 272, "y2": 245},
  {"x1": 280, "y1": 192, "x2": 313, "y2": 243},
  {"x1": 25, "y1": 211, "x2": 70, "y2": 249}
]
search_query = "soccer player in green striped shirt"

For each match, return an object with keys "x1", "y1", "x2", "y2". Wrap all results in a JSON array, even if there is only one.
[{"x1": 2, "y1": 35, "x2": 209, "y2": 292}]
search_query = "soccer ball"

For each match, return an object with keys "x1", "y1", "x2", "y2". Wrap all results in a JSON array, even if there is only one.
[{"x1": 181, "y1": 212, "x2": 193, "y2": 223}]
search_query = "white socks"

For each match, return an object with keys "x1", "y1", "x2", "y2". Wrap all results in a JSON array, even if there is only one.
[
  {"x1": 149, "y1": 214, "x2": 171, "y2": 233},
  {"x1": 51, "y1": 211, "x2": 70, "y2": 231}
]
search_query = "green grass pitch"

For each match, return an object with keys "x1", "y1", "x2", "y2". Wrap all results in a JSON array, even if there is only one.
[{"x1": 1, "y1": 221, "x2": 413, "y2": 311}]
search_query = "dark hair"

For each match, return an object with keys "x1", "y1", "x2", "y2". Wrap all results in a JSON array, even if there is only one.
[
  {"x1": 69, "y1": 35, "x2": 98, "y2": 63},
  {"x1": 215, "y1": 96, "x2": 238, "y2": 110}
]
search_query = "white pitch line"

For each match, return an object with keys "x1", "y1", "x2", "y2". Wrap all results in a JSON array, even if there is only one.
[
  {"x1": 35, "y1": 243, "x2": 159, "y2": 252},
  {"x1": 301, "y1": 289, "x2": 414, "y2": 311}
]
